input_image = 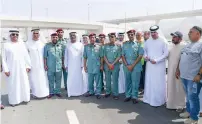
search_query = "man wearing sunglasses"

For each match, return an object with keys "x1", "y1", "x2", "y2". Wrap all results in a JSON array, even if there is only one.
[
  {"x1": 143, "y1": 25, "x2": 169, "y2": 107},
  {"x1": 56, "y1": 28, "x2": 68, "y2": 91},
  {"x1": 104, "y1": 33, "x2": 121, "y2": 100},
  {"x1": 44, "y1": 33, "x2": 64, "y2": 98},
  {"x1": 122, "y1": 30, "x2": 144, "y2": 104},
  {"x1": 1, "y1": 30, "x2": 31, "y2": 106}
]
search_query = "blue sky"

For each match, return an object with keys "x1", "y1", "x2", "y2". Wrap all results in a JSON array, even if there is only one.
[{"x1": 1, "y1": 0, "x2": 202, "y2": 22}]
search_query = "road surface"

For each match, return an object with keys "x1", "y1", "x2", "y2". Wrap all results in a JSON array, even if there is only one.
[{"x1": 1, "y1": 73, "x2": 201, "y2": 124}]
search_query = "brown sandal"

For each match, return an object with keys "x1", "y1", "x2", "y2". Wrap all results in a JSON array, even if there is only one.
[
  {"x1": 199, "y1": 113, "x2": 202, "y2": 117},
  {"x1": 0, "y1": 104, "x2": 4, "y2": 109}
]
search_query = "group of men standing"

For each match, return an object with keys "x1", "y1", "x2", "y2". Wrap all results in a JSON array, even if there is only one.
[
  {"x1": 166, "y1": 26, "x2": 202, "y2": 124},
  {"x1": 0, "y1": 25, "x2": 202, "y2": 124}
]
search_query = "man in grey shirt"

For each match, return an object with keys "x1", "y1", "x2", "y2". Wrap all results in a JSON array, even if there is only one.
[{"x1": 176, "y1": 26, "x2": 202, "y2": 124}]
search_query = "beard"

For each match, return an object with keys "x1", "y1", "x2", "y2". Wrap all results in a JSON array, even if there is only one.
[{"x1": 172, "y1": 40, "x2": 180, "y2": 44}]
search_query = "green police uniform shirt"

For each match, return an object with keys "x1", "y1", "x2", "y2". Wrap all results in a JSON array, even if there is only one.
[
  {"x1": 58, "y1": 38, "x2": 67, "y2": 53},
  {"x1": 122, "y1": 41, "x2": 144, "y2": 72},
  {"x1": 44, "y1": 42, "x2": 64, "y2": 72},
  {"x1": 83, "y1": 44, "x2": 104, "y2": 74},
  {"x1": 103, "y1": 44, "x2": 121, "y2": 71}
]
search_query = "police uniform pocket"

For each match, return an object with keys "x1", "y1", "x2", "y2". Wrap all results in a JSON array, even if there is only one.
[
  {"x1": 113, "y1": 51, "x2": 118, "y2": 58},
  {"x1": 97, "y1": 61, "x2": 100, "y2": 66}
]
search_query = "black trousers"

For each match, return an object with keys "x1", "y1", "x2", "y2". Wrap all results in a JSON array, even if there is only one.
[{"x1": 139, "y1": 62, "x2": 146, "y2": 90}]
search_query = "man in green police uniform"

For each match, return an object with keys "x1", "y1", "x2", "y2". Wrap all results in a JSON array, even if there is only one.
[
  {"x1": 44, "y1": 33, "x2": 64, "y2": 98},
  {"x1": 56, "y1": 28, "x2": 68, "y2": 90},
  {"x1": 83, "y1": 33, "x2": 104, "y2": 99},
  {"x1": 122, "y1": 30, "x2": 144, "y2": 104},
  {"x1": 98, "y1": 33, "x2": 106, "y2": 91},
  {"x1": 104, "y1": 33, "x2": 121, "y2": 100}
]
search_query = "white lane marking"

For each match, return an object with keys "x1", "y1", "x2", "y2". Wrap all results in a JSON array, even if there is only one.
[{"x1": 66, "y1": 110, "x2": 80, "y2": 124}]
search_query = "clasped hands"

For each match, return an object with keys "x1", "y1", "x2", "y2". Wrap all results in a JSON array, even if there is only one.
[
  {"x1": 107, "y1": 63, "x2": 114, "y2": 70},
  {"x1": 145, "y1": 56, "x2": 156, "y2": 64}
]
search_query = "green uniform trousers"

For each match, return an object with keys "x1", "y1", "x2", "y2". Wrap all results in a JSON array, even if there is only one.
[
  {"x1": 88, "y1": 73, "x2": 102, "y2": 95},
  {"x1": 47, "y1": 71, "x2": 62, "y2": 94},
  {"x1": 105, "y1": 70, "x2": 119, "y2": 96},
  {"x1": 101, "y1": 71, "x2": 104, "y2": 89},
  {"x1": 124, "y1": 70, "x2": 141, "y2": 99}
]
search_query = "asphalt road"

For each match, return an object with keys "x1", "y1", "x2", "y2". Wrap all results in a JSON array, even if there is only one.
[{"x1": 1, "y1": 73, "x2": 201, "y2": 124}]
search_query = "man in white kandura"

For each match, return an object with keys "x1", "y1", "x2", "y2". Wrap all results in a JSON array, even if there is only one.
[
  {"x1": 26, "y1": 29, "x2": 49, "y2": 98},
  {"x1": 81, "y1": 34, "x2": 89, "y2": 93},
  {"x1": 115, "y1": 32, "x2": 125, "y2": 94},
  {"x1": 143, "y1": 25, "x2": 169, "y2": 107},
  {"x1": 0, "y1": 53, "x2": 5, "y2": 109},
  {"x1": 2, "y1": 30, "x2": 31, "y2": 106},
  {"x1": 166, "y1": 31, "x2": 186, "y2": 111},
  {"x1": 65, "y1": 32, "x2": 85, "y2": 97}
]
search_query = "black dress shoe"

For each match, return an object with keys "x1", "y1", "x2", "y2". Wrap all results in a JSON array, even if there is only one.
[
  {"x1": 132, "y1": 99, "x2": 139, "y2": 104},
  {"x1": 105, "y1": 94, "x2": 110, "y2": 98},
  {"x1": 47, "y1": 94, "x2": 54, "y2": 99},
  {"x1": 85, "y1": 93, "x2": 93, "y2": 97},
  {"x1": 56, "y1": 94, "x2": 62, "y2": 97},
  {"x1": 124, "y1": 97, "x2": 131, "y2": 102},
  {"x1": 96, "y1": 95, "x2": 101, "y2": 99}
]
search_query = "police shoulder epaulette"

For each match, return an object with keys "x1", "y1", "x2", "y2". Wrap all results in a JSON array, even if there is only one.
[
  {"x1": 46, "y1": 42, "x2": 51, "y2": 45},
  {"x1": 123, "y1": 41, "x2": 128, "y2": 44}
]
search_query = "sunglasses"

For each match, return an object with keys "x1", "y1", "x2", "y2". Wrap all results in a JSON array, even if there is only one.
[
  {"x1": 11, "y1": 33, "x2": 19, "y2": 36},
  {"x1": 33, "y1": 33, "x2": 39, "y2": 34}
]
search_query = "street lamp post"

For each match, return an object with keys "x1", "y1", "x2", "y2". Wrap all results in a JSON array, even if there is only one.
[
  {"x1": 30, "y1": 0, "x2": 33, "y2": 20},
  {"x1": 88, "y1": 4, "x2": 90, "y2": 22},
  {"x1": 45, "y1": 8, "x2": 48, "y2": 19},
  {"x1": 192, "y1": 0, "x2": 195, "y2": 10},
  {"x1": 0, "y1": 0, "x2": 3, "y2": 14}
]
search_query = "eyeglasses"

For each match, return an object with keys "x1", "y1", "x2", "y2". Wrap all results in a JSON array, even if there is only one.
[
  {"x1": 11, "y1": 33, "x2": 19, "y2": 36},
  {"x1": 99, "y1": 37, "x2": 105, "y2": 39},
  {"x1": 110, "y1": 36, "x2": 115, "y2": 38},
  {"x1": 33, "y1": 33, "x2": 39, "y2": 35}
]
